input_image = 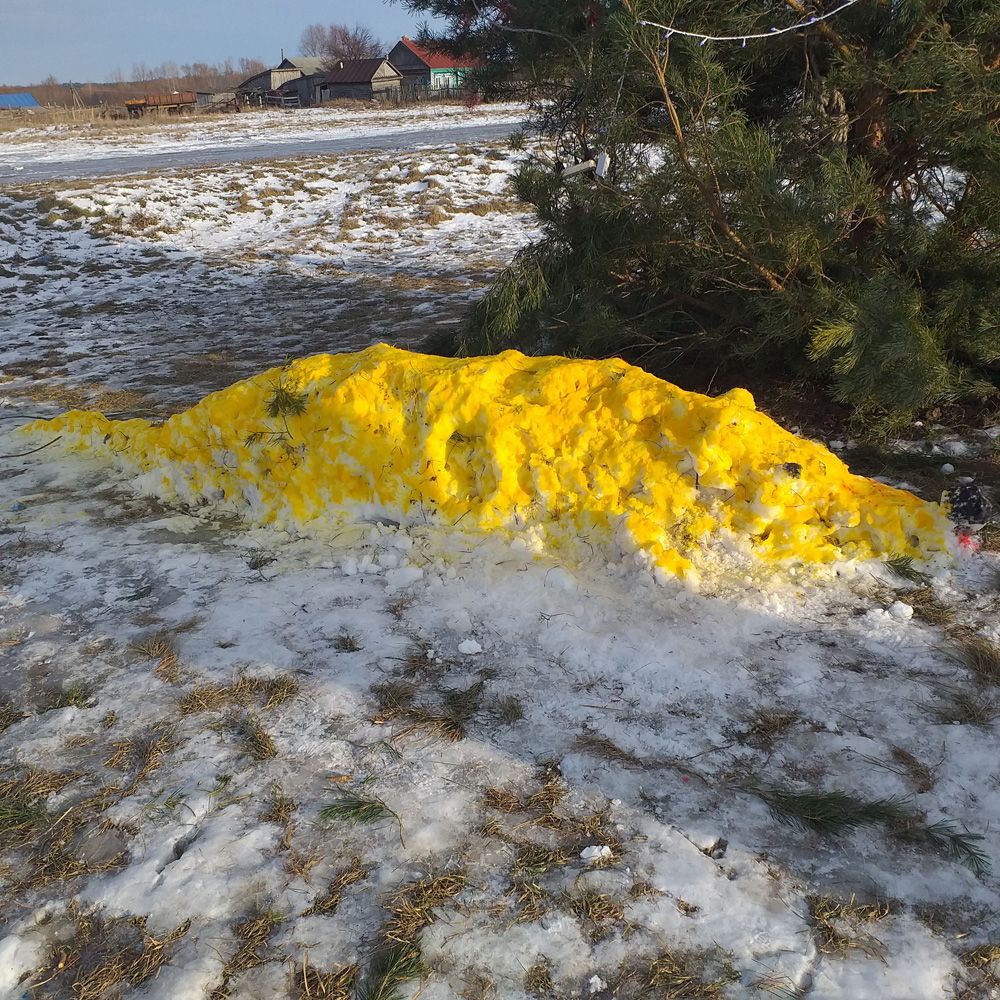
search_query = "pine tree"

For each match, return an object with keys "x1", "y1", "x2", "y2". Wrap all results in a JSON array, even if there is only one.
[{"x1": 398, "y1": 0, "x2": 1000, "y2": 420}]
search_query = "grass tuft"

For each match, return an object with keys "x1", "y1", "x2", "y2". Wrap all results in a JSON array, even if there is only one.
[
  {"x1": 570, "y1": 889, "x2": 625, "y2": 924},
  {"x1": 810, "y1": 895, "x2": 892, "y2": 959},
  {"x1": 495, "y1": 695, "x2": 524, "y2": 723},
  {"x1": 303, "y1": 856, "x2": 371, "y2": 916},
  {"x1": 292, "y1": 957, "x2": 357, "y2": 999},
  {"x1": 511, "y1": 844, "x2": 570, "y2": 880},
  {"x1": 210, "y1": 905, "x2": 283, "y2": 998},
  {"x1": 643, "y1": 949, "x2": 741, "y2": 998},
  {"x1": 133, "y1": 632, "x2": 181, "y2": 682},
  {"x1": 27, "y1": 910, "x2": 191, "y2": 1000},
  {"x1": 896, "y1": 586, "x2": 955, "y2": 627},
  {"x1": 103, "y1": 728, "x2": 178, "y2": 796},
  {"x1": 230, "y1": 712, "x2": 278, "y2": 761},
  {"x1": 334, "y1": 629, "x2": 363, "y2": 652},
  {"x1": 44, "y1": 682, "x2": 96, "y2": 711},
  {"x1": 179, "y1": 673, "x2": 299, "y2": 714},
  {"x1": 928, "y1": 685, "x2": 997, "y2": 727},
  {"x1": 956, "y1": 635, "x2": 1000, "y2": 686},
  {"x1": 574, "y1": 731, "x2": 643, "y2": 767},
  {"x1": 524, "y1": 960, "x2": 554, "y2": 995},
  {"x1": 382, "y1": 871, "x2": 467, "y2": 944},
  {"x1": 0, "y1": 700, "x2": 25, "y2": 735},
  {"x1": 734, "y1": 709, "x2": 801, "y2": 751}
]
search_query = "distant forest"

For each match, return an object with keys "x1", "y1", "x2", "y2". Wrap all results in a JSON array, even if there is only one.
[{"x1": 0, "y1": 58, "x2": 269, "y2": 107}]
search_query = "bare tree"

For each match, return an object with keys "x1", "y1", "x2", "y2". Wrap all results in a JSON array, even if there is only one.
[
  {"x1": 238, "y1": 57, "x2": 268, "y2": 79},
  {"x1": 326, "y1": 22, "x2": 384, "y2": 62},
  {"x1": 300, "y1": 23, "x2": 329, "y2": 58}
]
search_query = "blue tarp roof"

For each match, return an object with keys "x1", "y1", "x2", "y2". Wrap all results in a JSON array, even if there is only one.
[{"x1": 0, "y1": 92, "x2": 40, "y2": 109}]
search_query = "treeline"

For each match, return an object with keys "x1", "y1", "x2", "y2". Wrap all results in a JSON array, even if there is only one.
[{"x1": 0, "y1": 58, "x2": 268, "y2": 107}]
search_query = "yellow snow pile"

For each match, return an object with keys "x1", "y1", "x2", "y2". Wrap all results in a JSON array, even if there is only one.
[{"x1": 28, "y1": 344, "x2": 949, "y2": 579}]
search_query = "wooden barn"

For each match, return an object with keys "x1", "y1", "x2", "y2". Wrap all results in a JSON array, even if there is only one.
[
  {"x1": 236, "y1": 56, "x2": 326, "y2": 107},
  {"x1": 316, "y1": 59, "x2": 402, "y2": 103}
]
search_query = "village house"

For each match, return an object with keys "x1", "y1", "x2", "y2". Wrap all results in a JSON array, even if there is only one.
[
  {"x1": 387, "y1": 36, "x2": 475, "y2": 92},
  {"x1": 314, "y1": 59, "x2": 403, "y2": 103},
  {"x1": 235, "y1": 55, "x2": 325, "y2": 107}
]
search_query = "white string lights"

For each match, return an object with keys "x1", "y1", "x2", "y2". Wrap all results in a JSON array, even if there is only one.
[{"x1": 638, "y1": 0, "x2": 861, "y2": 46}]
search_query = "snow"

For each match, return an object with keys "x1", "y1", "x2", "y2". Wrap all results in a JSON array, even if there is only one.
[
  {"x1": 1, "y1": 116, "x2": 999, "y2": 1000},
  {"x1": 0, "y1": 103, "x2": 528, "y2": 169}
]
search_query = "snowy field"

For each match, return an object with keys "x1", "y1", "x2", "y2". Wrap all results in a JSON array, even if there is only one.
[
  {"x1": 1, "y1": 125, "x2": 1000, "y2": 1000},
  {"x1": 0, "y1": 140, "x2": 538, "y2": 415},
  {"x1": 0, "y1": 104, "x2": 529, "y2": 167}
]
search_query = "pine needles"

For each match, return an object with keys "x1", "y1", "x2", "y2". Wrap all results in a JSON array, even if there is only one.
[
  {"x1": 355, "y1": 943, "x2": 422, "y2": 1000},
  {"x1": 265, "y1": 380, "x2": 308, "y2": 420},
  {"x1": 319, "y1": 794, "x2": 404, "y2": 846},
  {"x1": 756, "y1": 787, "x2": 911, "y2": 835},
  {"x1": 893, "y1": 819, "x2": 991, "y2": 879},
  {"x1": 752, "y1": 784, "x2": 991, "y2": 876},
  {"x1": 885, "y1": 555, "x2": 931, "y2": 587},
  {"x1": 319, "y1": 794, "x2": 394, "y2": 825}
]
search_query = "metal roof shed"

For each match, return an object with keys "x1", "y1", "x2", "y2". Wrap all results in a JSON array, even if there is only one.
[{"x1": 0, "y1": 92, "x2": 40, "y2": 109}]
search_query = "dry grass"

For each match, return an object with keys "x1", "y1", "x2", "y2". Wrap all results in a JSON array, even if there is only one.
[
  {"x1": 370, "y1": 675, "x2": 477, "y2": 744},
  {"x1": 569, "y1": 889, "x2": 625, "y2": 925},
  {"x1": 381, "y1": 871, "x2": 467, "y2": 945},
  {"x1": 956, "y1": 635, "x2": 1000, "y2": 686},
  {"x1": 133, "y1": 632, "x2": 180, "y2": 683},
  {"x1": 229, "y1": 712, "x2": 278, "y2": 761},
  {"x1": 481, "y1": 769, "x2": 622, "y2": 866},
  {"x1": 303, "y1": 856, "x2": 371, "y2": 916},
  {"x1": 27, "y1": 908, "x2": 191, "y2": 1000},
  {"x1": 334, "y1": 629, "x2": 363, "y2": 652},
  {"x1": 103, "y1": 728, "x2": 178, "y2": 797},
  {"x1": 483, "y1": 787, "x2": 522, "y2": 814},
  {"x1": 1, "y1": 767, "x2": 126, "y2": 894},
  {"x1": 0, "y1": 700, "x2": 24, "y2": 735},
  {"x1": 511, "y1": 879, "x2": 548, "y2": 923},
  {"x1": 178, "y1": 672, "x2": 299, "y2": 714},
  {"x1": 929, "y1": 685, "x2": 998, "y2": 727},
  {"x1": 635, "y1": 950, "x2": 741, "y2": 999},
  {"x1": 889, "y1": 746, "x2": 937, "y2": 793},
  {"x1": 809, "y1": 895, "x2": 892, "y2": 959},
  {"x1": 210, "y1": 906, "x2": 283, "y2": 999},
  {"x1": 261, "y1": 786, "x2": 297, "y2": 827},
  {"x1": 524, "y1": 960, "x2": 554, "y2": 995},
  {"x1": 574, "y1": 731, "x2": 643, "y2": 768},
  {"x1": 735, "y1": 709, "x2": 801, "y2": 751},
  {"x1": 897, "y1": 586, "x2": 956, "y2": 627},
  {"x1": 0, "y1": 625, "x2": 29, "y2": 650},
  {"x1": 511, "y1": 844, "x2": 570, "y2": 880},
  {"x1": 0, "y1": 768, "x2": 79, "y2": 847},
  {"x1": 291, "y1": 957, "x2": 358, "y2": 999}
]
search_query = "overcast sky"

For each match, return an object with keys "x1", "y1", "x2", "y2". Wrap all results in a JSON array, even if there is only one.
[{"x1": 1, "y1": 1, "x2": 435, "y2": 85}]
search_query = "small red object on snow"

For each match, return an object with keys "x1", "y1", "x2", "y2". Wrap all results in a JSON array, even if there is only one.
[
  {"x1": 681, "y1": 776, "x2": 690, "y2": 783},
  {"x1": 958, "y1": 532, "x2": 981, "y2": 552}
]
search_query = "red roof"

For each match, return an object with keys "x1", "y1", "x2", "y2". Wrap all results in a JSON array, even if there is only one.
[{"x1": 398, "y1": 36, "x2": 478, "y2": 71}]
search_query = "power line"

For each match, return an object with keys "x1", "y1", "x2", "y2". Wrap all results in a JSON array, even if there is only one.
[{"x1": 638, "y1": 0, "x2": 861, "y2": 46}]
